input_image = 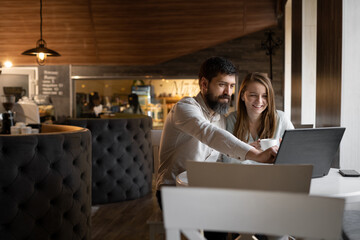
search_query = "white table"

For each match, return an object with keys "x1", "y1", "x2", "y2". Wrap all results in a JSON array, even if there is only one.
[
  {"x1": 310, "y1": 169, "x2": 360, "y2": 205},
  {"x1": 176, "y1": 168, "x2": 360, "y2": 209}
]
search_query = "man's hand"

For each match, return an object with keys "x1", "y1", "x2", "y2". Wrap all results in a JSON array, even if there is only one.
[{"x1": 245, "y1": 145, "x2": 279, "y2": 163}]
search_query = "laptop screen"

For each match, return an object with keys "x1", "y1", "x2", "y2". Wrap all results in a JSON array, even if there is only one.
[{"x1": 275, "y1": 127, "x2": 345, "y2": 178}]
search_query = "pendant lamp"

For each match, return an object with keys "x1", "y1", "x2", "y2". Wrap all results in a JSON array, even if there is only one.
[{"x1": 22, "y1": 0, "x2": 60, "y2": 65}]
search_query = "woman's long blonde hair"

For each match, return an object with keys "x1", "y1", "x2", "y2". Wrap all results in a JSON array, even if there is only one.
[{"x1": 233, "y1": 72, "x2": 277, "y2": 142}]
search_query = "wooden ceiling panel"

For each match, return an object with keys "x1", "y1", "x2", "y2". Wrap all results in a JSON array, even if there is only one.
[{"x1": 0, "y1": 0, "x2": 278, "y2": 66}]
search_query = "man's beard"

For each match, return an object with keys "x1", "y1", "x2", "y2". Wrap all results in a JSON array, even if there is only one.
[{"x1": 205, "y1": 92, "x2": 231, "y2": 115}]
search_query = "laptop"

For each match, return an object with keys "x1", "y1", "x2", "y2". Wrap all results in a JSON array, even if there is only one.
[
  {"x1": 186, "y1": 161, "x2": 313, "y2": 193},
  {"x1": 274, "y1": 127, "x2": 346, "y2": 178}
]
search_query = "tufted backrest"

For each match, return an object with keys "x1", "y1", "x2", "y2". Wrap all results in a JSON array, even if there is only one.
[
  {"x1": 0, "y1": 126, "x2": 92, "y2": 240},
  {"x1": 65, "y1": 115, "x2": 153, "y2": 205}
]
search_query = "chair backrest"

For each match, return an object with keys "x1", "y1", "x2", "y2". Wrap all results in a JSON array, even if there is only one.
[
  {"x1": 187, "y1": 161, "x2": 313, "y2": 193},
  {"x1": 161, "y1": 187, "x2": 345, "y2": 240},
  {"x1": 151, "y1": 129, "x2": 162, "y2": 178}
]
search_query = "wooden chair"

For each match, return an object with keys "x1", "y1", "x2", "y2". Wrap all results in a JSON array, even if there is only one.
[
  {"x1": 147, "y1": 204, "x2": 165, "y2": 240},
  {"x1": 151, "y1": 129, "x2": 162, "y2": 179},
  {"x1": 161, "y1": 187, "x2": 345, "y2": 240},
  {"x1": 147, "y1": 129, "x2": 164, "y2": 240}
]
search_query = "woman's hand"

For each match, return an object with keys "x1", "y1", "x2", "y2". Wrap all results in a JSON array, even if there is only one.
[{"x1": 249, "y1": 139, "x2": 261, "y2": 150}]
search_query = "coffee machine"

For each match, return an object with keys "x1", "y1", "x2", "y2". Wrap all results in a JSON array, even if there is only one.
[{"x1": 1, "y1": 95, "x2": 15, "y2": 134}]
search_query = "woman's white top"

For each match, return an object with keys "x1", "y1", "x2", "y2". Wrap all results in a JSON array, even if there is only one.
[{"x1": 223, "y1": 110, "x2": 294, "y2": 164}]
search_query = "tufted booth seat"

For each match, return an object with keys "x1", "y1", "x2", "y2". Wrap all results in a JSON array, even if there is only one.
[
  {"x1": 65, "y1": 114, "x2": 153, "y2": 205},
  {"x1": 0, "y1": 124, "x2": 92, "y2": 240}
]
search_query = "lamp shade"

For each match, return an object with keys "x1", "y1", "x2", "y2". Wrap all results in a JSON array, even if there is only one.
[{"x1": 22, "y1": 39, "x2": 60, "y2": 65}]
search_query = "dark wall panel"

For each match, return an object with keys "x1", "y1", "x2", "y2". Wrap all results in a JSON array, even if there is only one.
[
  {"x1": 291, "y1": 0, "x2": 302, "y2": 127},
  {"x1": 316, "y1": 0, "x2": 342, "y2": 128}
]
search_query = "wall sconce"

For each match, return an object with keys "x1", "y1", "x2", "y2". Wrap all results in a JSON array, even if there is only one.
[
  {"x1": 21, "y1": 0, "x2": 60, "y2": 65},
  {"x1": 261, "y1": 30, "x2": 282, "y2": 81},
  {"x1": 0, "y1": 61, "x2": 13, "y2": 75},
  {"x1": 3, "y1": 61, "x2": 13, "y2": 68}
]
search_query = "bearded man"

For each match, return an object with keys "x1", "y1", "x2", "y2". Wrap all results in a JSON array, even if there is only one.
[{"x1": 155, "y1": 57, "x2": 277, "y2": 209}]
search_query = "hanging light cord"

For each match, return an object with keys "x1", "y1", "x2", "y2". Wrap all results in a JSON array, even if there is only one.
[
  {"x1": 21, "y1": 0, "x2": 60, "y2": 63},
  {"x1": 40, "y1": 0, "x2": 43, "y2": 40}
]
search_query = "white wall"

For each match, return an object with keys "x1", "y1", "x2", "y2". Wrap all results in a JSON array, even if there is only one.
[
  {"x1": 284, "y1": 0, "x2": 317, "y2": 126},
  {"x1": 284, "y1": 0, "x2": 292, "y2": 120},
  {"x1": 340, "y1": 0, "x2": 360, "y2": 171},
  {"x1": 301, "y1": 0, "x2": 317, "y2": 126}
]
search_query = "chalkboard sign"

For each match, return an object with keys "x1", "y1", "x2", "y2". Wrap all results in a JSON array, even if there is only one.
[
  {"x1": 41, "y1": 70, "x2": 64, "y2": 95},
  {"x1": 38, "y1": 65, "x2": 70, "y2": 121}
]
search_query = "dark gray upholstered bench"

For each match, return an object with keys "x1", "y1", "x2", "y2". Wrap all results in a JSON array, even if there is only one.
[
  {"x1": 0, "y1": 124, "x2": 92, "y2": 240},
  {"x1": 65, "y1": 114, "x2": 153, "y2": 205}
]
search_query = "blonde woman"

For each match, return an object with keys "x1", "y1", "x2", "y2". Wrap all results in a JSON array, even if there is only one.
[{"x1": 225, "y1": 72, "x2": 294, "y2": 163}]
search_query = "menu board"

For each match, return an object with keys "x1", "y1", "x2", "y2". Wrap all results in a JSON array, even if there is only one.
[
  {"x1": 38, "y1": 65, "x2": 70, "y2": 121},
  {"x1": 41, "y1": 70, "x2": 64, "y2": 96}
]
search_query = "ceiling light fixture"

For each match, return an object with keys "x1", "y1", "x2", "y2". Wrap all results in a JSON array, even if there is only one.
[{"x1": 21, "y1": 0, "x2": 60, "y2": 65}]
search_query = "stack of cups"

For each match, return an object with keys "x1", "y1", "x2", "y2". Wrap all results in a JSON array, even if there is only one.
[
  {"x1": 10, "y1": 125, "x2": 21, "y2": 134},
  {"x1": 10, "y1": 122, "x2": 39, "y2": 135},
  {"x1": 21, "y1": 126, "x2": 32, "y2": 134}
]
